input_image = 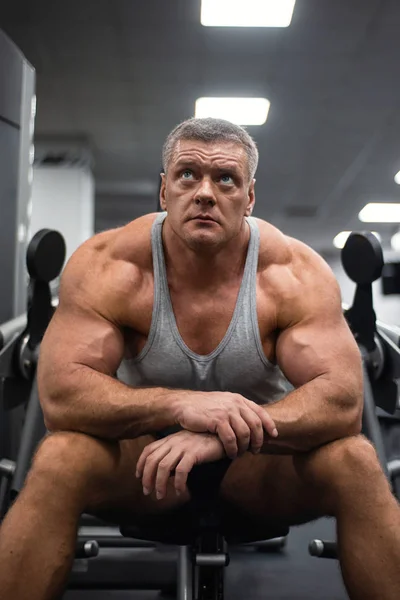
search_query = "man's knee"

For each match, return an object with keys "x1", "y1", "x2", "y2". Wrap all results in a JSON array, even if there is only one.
[
  {"x1": 29, "y1": 431, "x2": 120, "y2": 492},
  {"x1": 294, "y1": 435, "x2": 381, "y2": 491}
]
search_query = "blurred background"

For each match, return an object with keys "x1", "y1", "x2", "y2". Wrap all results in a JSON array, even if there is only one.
[
  {"x1": 2, "y1": 0, "x2": 400, "y2": 319},
  {"x1": 2, "y1": 6, "x2": 400, "y2": 599}
]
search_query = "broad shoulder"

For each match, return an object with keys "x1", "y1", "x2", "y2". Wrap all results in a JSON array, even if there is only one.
[
  {"x1": 58, "y1": 213, "x2": 159, "y2": 322},
  {"x1": 254, "y1": 218, "x2": 341, "y2": 323}
]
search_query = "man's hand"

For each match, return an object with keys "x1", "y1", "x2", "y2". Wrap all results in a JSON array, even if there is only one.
[
  {"x1": 136, "y1": 431, "x2": 225, "y2": 500},
  {"x1": 173, "y1": 391, "x2": 278, "y2": 458}
]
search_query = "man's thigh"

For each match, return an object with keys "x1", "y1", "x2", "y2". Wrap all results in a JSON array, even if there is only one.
[
  {"x1": 85, "y1": 434, "x2": 190, "y2": 525},
  {"x1": 85, "y1": 436, "x2": 325, "y2": 535},
  {"x1": 218, "y1": 452, "x2": 327, "y2": 535}
]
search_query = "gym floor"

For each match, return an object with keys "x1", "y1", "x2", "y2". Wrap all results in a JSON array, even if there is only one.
[{"x1": 64, "y1": 518, "x2": 348, "y2": 600}]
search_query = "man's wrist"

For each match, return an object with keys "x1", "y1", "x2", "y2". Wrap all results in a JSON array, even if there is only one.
[{"x1": 155, "y1": 388, "x2": 189, "y2": 428}]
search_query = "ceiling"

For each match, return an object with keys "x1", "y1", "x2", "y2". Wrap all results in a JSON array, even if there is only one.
[{"x1": 1, "y1": 0, "x2": 400, "y2": 255}]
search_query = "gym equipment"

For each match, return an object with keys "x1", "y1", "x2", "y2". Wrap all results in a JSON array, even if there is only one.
[
  {"x1": 309, "y1": 231, "x2": 400, "y2": 560},
  {"x1": 0, "y1": 229, "x2": 100, "y2": 561},
  {"x1": 0, "y1": 315, "x2": 26, "y2": 516},
  {"x1": 0, "y1": 315, "x2": 27, "y2": 352},
  {"x1": 381, "y1": 260, "x2": 400, "y2": 295},
  {"x1": 119, "y1": 460, "x2": 289, "y2": 600},
  {"x1": 70, "y1": 465, "x2": 286, "y2": 595},
  {"x1": 0, "y1": 229, "x2": 66, "y2": 515}
]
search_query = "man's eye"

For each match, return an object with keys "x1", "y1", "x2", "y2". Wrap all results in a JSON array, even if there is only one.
[
  {"x1": 220, "y1": 174, "x2": 233, "y2": 184},
  {"x1": 181, "y1": 170, "x2": 193, "y2": 179}
]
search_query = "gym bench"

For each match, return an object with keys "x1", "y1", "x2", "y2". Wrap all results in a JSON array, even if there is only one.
[{"x1": 120, "y1": 459, "x2": 289, "y2": 600}]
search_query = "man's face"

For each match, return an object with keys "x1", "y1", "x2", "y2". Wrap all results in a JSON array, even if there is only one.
[{"x1": 160, "y1": 139, "x2": 255, "y2": 251}]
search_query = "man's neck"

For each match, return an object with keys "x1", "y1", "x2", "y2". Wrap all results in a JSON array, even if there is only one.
[{"x1": 162, "y1": 223, "x2": 250, "y2": 290}]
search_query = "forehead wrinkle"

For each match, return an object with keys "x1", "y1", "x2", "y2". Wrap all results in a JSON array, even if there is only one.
[
  {"x1": 173, "y1": 147, "x2": 246, "y2": 174},
  {"x1": 175, "y1": 139, "x2": 245, "y2": 158},
  {"x1": 175, "y1": 157, "x2": 240, "y2": 171}
]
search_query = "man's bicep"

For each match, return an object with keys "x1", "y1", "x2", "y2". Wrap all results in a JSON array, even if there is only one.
[
  {"x1": 274, "y1": 246, "x2": 362, "y2": 390},
  {"x1": 41, "y1": 301, "x2": 124, "y2": 379},
  {"x1": 39, "y1": 252, "x2": 125, "y2": 388},
  {"x1": 276, "y1": 313, "x2": 361, "y2": 390}
]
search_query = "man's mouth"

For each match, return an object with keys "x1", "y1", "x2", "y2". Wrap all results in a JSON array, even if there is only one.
[{"x1": 192, "y1": 215, "x2": 217, "y2": 222}]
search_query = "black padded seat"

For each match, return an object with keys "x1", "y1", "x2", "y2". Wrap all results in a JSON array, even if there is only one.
[
  {"x1": 121, "y1": 458, "x2": 289, "y2": 545},
  {"x1": 120, "y1": 505, "x2": 213, "y2": 545},
  {"x1": 120, "y1": 504, "x2": 289, "y2": 546}
]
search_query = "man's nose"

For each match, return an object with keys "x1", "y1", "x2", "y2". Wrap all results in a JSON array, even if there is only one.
[{"x1": 194, "y1": 178, "x2": 216, "y2": 206}]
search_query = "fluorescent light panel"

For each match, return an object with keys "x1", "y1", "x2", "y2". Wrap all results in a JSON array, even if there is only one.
[
  {"x1": 201, "y1": 0, "x2": 296, "y2": 28},
  {"x1": 394, "y1": 171, "x2": 400, "y2": 185},
  {"x1": 359, "y1": 203, "x2": 400, "y2": 223},
  {"x1": 195, "y1": 97, "x2": 270, "y2": 125},
  {"x1": 333, "y1": 230, "x2": 381, "y2": 249}
]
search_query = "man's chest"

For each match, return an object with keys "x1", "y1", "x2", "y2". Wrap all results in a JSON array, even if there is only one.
[{"x1": 123, "y1": 276, "x2": 278, "y2": 361}]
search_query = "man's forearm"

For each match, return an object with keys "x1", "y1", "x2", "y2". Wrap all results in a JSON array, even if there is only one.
[
  {"x1": 39, "y1": 365, "x2": 182, "y2": 440},
  {"x1": 260, "y1": 377, "x2": 363, "y2": 454}
]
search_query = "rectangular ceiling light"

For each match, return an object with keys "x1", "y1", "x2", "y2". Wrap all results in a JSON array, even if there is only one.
[
  {"x1": 195, "y1": 97, "x2": 270, "y2": 125},
  {"x1": 201, "y1": 0, "x2": 296, "y2": 28},
  {"x1": 359, "y1": 203, "x2": 400, "y2": 223}
]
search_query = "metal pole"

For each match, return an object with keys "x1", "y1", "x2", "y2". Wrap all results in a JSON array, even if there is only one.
[
  {"x1": 177, "y1": 545, "x2": 193, "y2": 600},
  {"x1": 0, "y1": 314, "x2": 27, "y2": 350},
  {"x1": 362, "y1": 361, "x2": 389, "y2": 478},
  {"x1": 10, "y1": 371, "x2": 46, "y2": 498}
]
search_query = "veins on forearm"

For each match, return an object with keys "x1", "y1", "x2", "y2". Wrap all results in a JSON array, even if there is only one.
[{"x1": 259, "y1": 377, "x2": 361, "y2": 454}]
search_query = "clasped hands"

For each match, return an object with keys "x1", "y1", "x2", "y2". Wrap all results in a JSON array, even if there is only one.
[{"x1": 135, "y1": 392, "x2": 277, "y2": 500}]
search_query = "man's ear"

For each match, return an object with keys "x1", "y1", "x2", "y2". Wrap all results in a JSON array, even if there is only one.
[
  {"x1": 245, "y1": 178, "x2": 256, "y2": 217},
  {"x1": 159, "y1": 173, "x2": 167, "y2": 211}
]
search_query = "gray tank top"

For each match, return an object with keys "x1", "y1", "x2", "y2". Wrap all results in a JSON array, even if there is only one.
[{"x1": 118, "y1": 212, "x2": 289, "y2": 404}]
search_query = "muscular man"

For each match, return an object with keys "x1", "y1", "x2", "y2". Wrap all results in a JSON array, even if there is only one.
[{"x1": 0, "y1": 117, "x2": 399, "y2": 600}]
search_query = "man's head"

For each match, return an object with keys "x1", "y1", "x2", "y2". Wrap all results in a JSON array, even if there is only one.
[
  {"x1": 160, "y1": 118, "x2": 259, "y2": 252},
  {"x1": 162, "y1": 117, "x2": 259, "y2": 183}
]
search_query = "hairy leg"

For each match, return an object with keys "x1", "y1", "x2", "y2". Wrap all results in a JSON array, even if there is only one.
[
  {"x1": 0, "y1": 431, "x2": 189, "y2": 600},
  {"x1": 219, "y1": 435, "x2": 400, "y2": 600}
]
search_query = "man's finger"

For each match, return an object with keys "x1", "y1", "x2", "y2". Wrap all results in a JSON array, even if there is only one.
[
  {"x1": 246, "y1": 400, "x2": 278, "y2": 438},
  {"x1": 229, "y1": 413, "x2": 251, "y2": 455},
  {"x1": 174, "y1": 455, "x2": 195, "y2": 496},
  {"x1": 136, "y1": 438, "x2": 166, "y2": 478},
  {"x1": 155, "y1": 450, "x2": 183, "y2": 500},
  {"x1": 240, "y1": 408, "x2": 264, "y2": 453},
  {"x1": 141, "y1": 445, "x2": 172, "y2": 495},
  {"x1": 216, "y1": 421, "x2": 238, "y2": 459}
]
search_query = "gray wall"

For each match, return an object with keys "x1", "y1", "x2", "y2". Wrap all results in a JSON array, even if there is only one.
[
  {"x1": 30, "y1": 166, "x2": 94, "y2": 262},
  {"x1": 95, "y1": 194, "x2": 158, "y2": 233}
]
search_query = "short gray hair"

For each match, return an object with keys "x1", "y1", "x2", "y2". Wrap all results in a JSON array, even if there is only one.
[{"x1": 162, "y1": 117, "x2": 259, "y2": 182}]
